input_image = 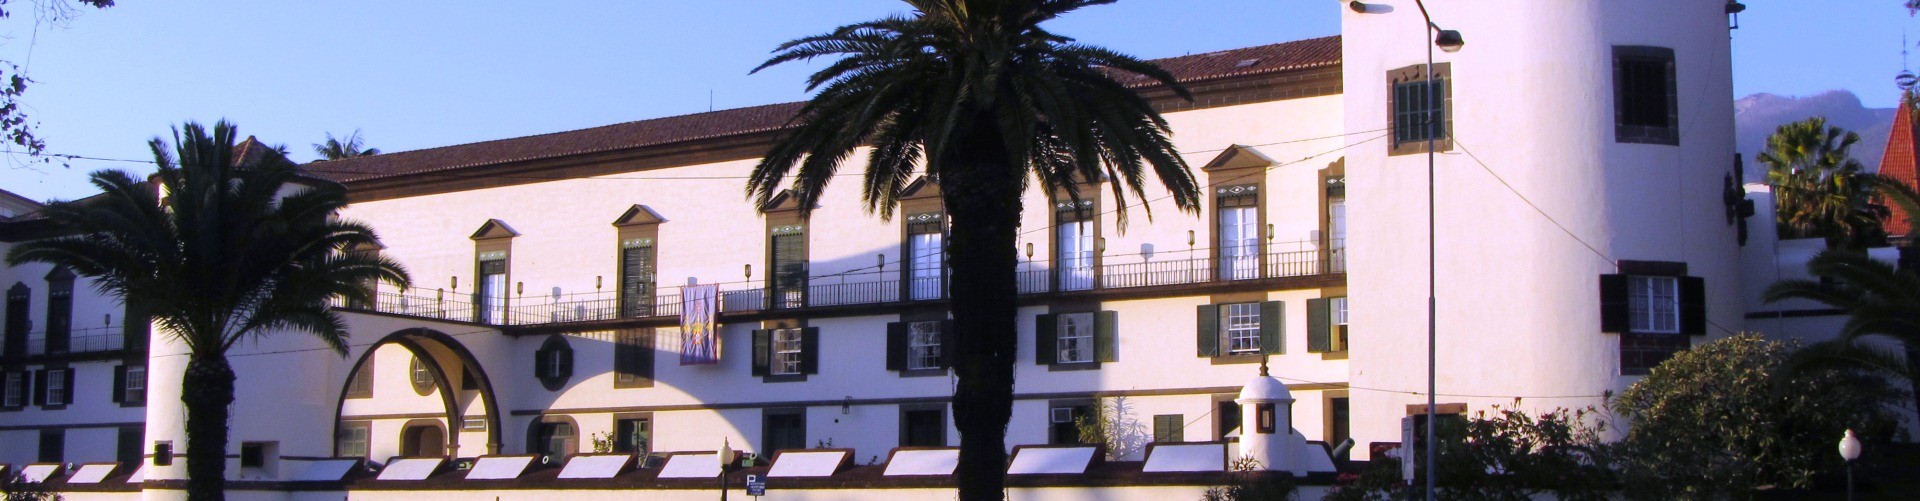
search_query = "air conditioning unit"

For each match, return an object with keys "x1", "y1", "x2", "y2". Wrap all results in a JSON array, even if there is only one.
[{"x1": 1051, "y1": 408, "x2": 1075, "y2": 424}]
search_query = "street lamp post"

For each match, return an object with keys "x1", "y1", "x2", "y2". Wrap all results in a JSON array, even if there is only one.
[
  {"x1": 1408, "y1": 2, "x2": 1462, "y2": 500},
  {"x1": 1839, "y1": 429, "x2": 1861, "y2": 501},
  {"x1": 718, "y1": 438, "x2": 737, "y2": 501}
]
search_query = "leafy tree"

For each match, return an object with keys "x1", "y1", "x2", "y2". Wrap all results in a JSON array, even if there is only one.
[
  {"x1": 1323, "y1": 404, "x2": 1614, "y2": 501},
  {"x1": 311, "y1": 129, "x2": 381, "y2": 161},
  {"x1": 746, "y1": 1, "x2": 1200, "y2": 498},
  {"x1": 1759, "y1": 117, "x2": 1889, "y2": 249},
  {"x1": 1201, "y1": 457, "x2": 1298, "y2": 501},
  {"x1": 5, "y1": 121, "x2": 409, "y2": 501},
  {"x1": 1764, "y1": 246, "x2": 1920, "y2": 423},
  {"x1": 1611, "y1": 333, "x2": 1901, "y2": 499}
]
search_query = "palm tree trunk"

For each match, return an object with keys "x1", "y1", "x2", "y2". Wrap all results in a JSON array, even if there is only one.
[
  {"x1": 944, "y1": 124, "x2": 1025, "y2": 501},
  {"x1": 183, "y1": 353, "x2": 235, "y2": 501},
  {"x1": 1908, "y1": 346, "x2": 1920, "y2": 425}
]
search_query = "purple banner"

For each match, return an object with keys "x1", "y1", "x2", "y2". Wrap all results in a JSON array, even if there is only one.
[{"x1": 680, "y1": 284, "x2": 720, "y2": 365}]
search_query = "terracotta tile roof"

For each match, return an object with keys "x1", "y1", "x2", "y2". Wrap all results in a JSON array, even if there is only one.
[
  {"x1": 1880, "y1": 91, "x2": 1919, "y2": 239},
  {"x1": 301, "y1": 36, "x2": 1342, "y2": 185}
]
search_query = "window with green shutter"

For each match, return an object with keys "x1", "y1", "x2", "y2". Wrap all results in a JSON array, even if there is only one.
[
  {"x1": 1152, "y1": 414, "x2": 1184, "y2": 443},
  {"x1": 615, "y1": 328, "x2": 654, "y2": 388},
  {"x1": 619, "y1": 243, "x2": 656, "y2": 318},
  {"x1": 1036, "y1": 311, "x2": 1117, "y2": 369},
  {"x1": 1198, "y1": 301, "x2": 1283, "y2": 359}
]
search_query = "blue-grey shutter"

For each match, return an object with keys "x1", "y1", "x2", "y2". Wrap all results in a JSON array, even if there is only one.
[
  {"x1": 1034, "y1": 314, "x2": 1057, "y2": 365},
  {"x1": 1679, "y1": 276, "x2": 1706, "y2": 335},
  {"x1": 1259, "y1": 301, "x2": 1284, "y2": 355},
  {"x1": 751, "y1": 329, "x2": 770, "y2": 377},
  {"x1": 1094, "y1": 311, "x2": 1119, "y2": 363},
  {"x1": 1600, "y1": 274, "x2": 1629, "y2": 333},
  {"x1": 1196, "y1": 305, "x2": 1219, "y2": 357},
  {"x1": 1307, "y1": 298, "x2": 1330, "y2": 353},
  {"x1": 886, "y1": 322, "x2": 908, "y2": 372},
  {"x1": 800, "y1": 327, "x2": 820, "y2": 374}
]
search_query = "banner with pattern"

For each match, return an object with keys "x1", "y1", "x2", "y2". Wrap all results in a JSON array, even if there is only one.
[{"x1": 680, "y1": 284, "x2": 719, "y2": 365}]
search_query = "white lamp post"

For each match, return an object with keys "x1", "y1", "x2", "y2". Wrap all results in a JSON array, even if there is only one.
[
  {"x1": 718, "y1": 438, "x2": 737, "y2": 501},
  {"x1": 1838, "y1": 429, "x2": 1861, "y2": 501}
]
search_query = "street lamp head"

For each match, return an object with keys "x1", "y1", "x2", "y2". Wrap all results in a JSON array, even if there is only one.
[
  {"x1": 1434, "y1": 29, "x2": 1465, "y2": 53},
  {"x1": 719, "y1": 437, "x2": 736, "y2": 465},
  {"x1": 1839, "y1": 429, "x2": 1862, "y2": 462}
]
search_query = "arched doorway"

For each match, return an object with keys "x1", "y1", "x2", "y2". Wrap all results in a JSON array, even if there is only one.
[
  {"x1": 332, "y1": 328, "x2": 502, "y2": 460},
  {"x1": 399, "y1": 420, "x2": 447, "y2": 458}
]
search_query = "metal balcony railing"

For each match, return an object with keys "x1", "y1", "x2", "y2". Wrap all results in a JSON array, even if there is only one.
[
  {"x1": 333, "y1": 240, "x2": 1346, "y2": 327},
  {"x1": 6, "y1": 326, "x2": 130, "y2": 357}
]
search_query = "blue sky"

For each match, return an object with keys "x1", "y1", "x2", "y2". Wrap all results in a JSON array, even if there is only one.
[{"x1": 0, "y1": 0, "x2": 1907, "y2": 202}]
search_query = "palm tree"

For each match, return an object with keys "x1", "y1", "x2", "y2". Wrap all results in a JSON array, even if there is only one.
[
  {"x1": 311, "y1": 129, "x2": 381, "y2": 161},
  {"x1": 748, "y1": 1, "x2": 1199, "y2": 498},
  {"x1": 1763, "y1": 176, "x2": 1920, "y2": 422},
  {"x1": 7, "y1": 121, "x2": 408, "y2": 501},
  {"x1": 1759, "y1": 117, "x2": 1888, "y2": 249}
]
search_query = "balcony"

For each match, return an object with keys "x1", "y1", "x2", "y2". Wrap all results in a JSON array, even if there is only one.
[
  {"x1": 336, "y1": 240, "x2": 1345, "y2": 330},
  {"x1": 2, "y1": 325, "x2": 136, "y2": 359}
]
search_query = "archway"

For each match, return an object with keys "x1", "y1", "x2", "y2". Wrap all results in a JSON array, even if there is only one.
[
  {"x1": 400, "y1": 419, "x2": 447, "y2": 458},
  {"x1": 331, "y1": 328, "x2": 502, "y2": 460}
]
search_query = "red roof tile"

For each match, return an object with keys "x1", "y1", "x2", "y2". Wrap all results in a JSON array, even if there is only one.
[
  {"x1": 300, "y1": 36, "x2": 1342, "y2": 185},
  {"x1": 1881, "y1": 91, "x2": 1920, "y2": 239}
]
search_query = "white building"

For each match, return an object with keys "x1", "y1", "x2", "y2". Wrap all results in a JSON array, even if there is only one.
[{"x1": 0, "y1": 0, "x2": 1840, "y2": 497}]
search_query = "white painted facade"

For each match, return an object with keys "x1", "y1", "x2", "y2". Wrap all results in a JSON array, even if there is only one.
[{"x1": 3, "y1": 1, "x2": 1869, "y2": 495}]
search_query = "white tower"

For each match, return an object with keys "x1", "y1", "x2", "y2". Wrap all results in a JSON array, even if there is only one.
[
  {"x1": 1341, "y1": 0, "x2": 1742, "y2": 459},
  {"x1": 1237, "y1": 361, "x2": 1304, "y2": 473}
]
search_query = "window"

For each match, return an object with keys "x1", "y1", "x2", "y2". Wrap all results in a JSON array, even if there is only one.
[
  {"x1": 1057, "y1": 313, "x2": 1095, "y2": 364},
  {"x1": 907, "y1": 213, "x2": 945, "y2": 301},
  {"x1": 533, "y1": 420, "x2": 576, "y2": 464},
  {"x1": 38, "y1": 428, "x2": 63, "y2": 463},
  {"x1": 2, "y1": 371, "x2": 24, "y2": 409},
  {"x1": 907, "y1": 321, "x2": 942, "y2": 370},
  {"x1": 752, "y1": 327, "x2": 818, "y2": 380},
  {"x1": 1035, "y1": 311, "x2": 1118, "y2": 367},
  {"x1": 45, "y1": 268, "x2": 74, "y2": 354},
  {"x1": 1309, "y1": 297, "x2": 1349, "y2": 353},
  {"x1": 336, "y1": 422, "x2": 371, "y2": 458},
  {"x1": 1629, "y1": 276, "x2": 1679, "y2": 334},
  {"x1": 888, "y1": 320, "x2": 951, "y2": 374},
  {"x1": 1048, "y1": 401, "x2": 1093, "y2": 445},
  {"x1": 402, "y1": 357, "x2": 432, "y2": 395},
  {"x1": 345, "y1": 357, "x2": 374, "y2": 399},
  {"x1": 614, "y1": 328, "x2": 655, "y2": 388},
  {"x1": 1055, "y1": 201, "x2": 1096, "y2": 291},
  {"x1": 1197, "y1": 301, "x2": 1282, "y2": 358},
  {"x1": 1217, "y1": 185, "x2": 1260, "y2": 280},
  {"x1": 770, "y1": 229, "x2": 807, "y2": 309},
  {"x1": 1255, "y1": 403, "x2": 1276, "y2": 434},
  {"x1": 619, "y1": 241, "x2": 657, "y2": 318},
  {"x1": 4, "y1": 283, "x2": 27, "y2": 357},
  {"x1": 534, "y1": 335, "x2": 574, "y2": 391},
  {"x1": 114, "y1": 364, "x2": 146, "y2": 406},
  {"x1": 1613, "y1": 46, "x2": 1678, "y2": 145},
  {"x1": 772, "y1": 328, "x2": 804, "y2": 376},
  {"x1": 1215, "y1": 398, "x2": 1242, "y2": 440},
  {"x1": 1327, "y1": 176, "x2": 1347, "y2": 251},
  {"x1": 900, "y1": 406, "x2": 946, "y2": 447},
  {"x1": 41, "y1": 368, "x2": 71, "y2": 407},
  {"x1": 1329, "y1": 396, "x2": 1351, "y2": 458},
  {"x1": 463, "y1": 417, "x2": 487, "y2": 431},
  {"x1": 1387, "y1": 63, "x2": 1452, "y2": 155},
  {"x1": 615, "y1": 416, "x2": 652, "y2": 455},
  {"x1": 116, "y1": 426, "x2": 143, "y2": 466},
  {"x1": 1600, "y1": 266, "x2": 1705, "y2": 374},
  {"x1": 1153, "y1": 414, "x2": 1185, "y2": 443},
  {"x1": 763, "y1": 409, "x2": 806, "y2": 455},
  {"x1": 240, "y1": 442, "x2": 269, "y2": 469},
  {"x1": 475, "y1": 256, "x2": 508, "y2": 324}
]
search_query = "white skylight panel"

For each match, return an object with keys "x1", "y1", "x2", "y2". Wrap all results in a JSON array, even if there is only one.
[
  {"x1": 881, "y1": 449, "x2": 958, "y2": 476},
  {"x1": 66, "y1": 464, "x2": 116, "y2": 483},
  {"x1": 1005, "y1": 447, "x2": 1096, "y2": 475},
  {"x1": 1141, "y1": 444, "x2": 1226, "y2": 473},
  {"x1": 375, "y1": 458, "x2": 443, "y2": 481},
  {"x1": 766, "y1": 450, "x2": 845, "y2": 477},
  {"x1": 464, "y1": 456, "x2": 535, "y2": 480},
  {"x1": 556, "y1": 454, "x2": 632, "y2": 479},
  {"x1": 655, "y1": 453, "x2": 721, "y2": 479}
]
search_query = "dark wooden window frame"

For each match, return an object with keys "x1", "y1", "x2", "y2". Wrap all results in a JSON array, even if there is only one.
[
  {"x1": 613, "y1": 411, "x2": 654, "y2": 455},
  {"x1": 527, "y1": 414, "x2": 580, "y2": 464},
  {"x1": 44, "y1": 267, "x2": 75, "y2": 354},
  {"x1": 613, "y1": 205, "x2": 665, "y2": 319},
  {"x1": 898, "y1": 403, "x2": 948, "y2": 448},
  {"x1": 1601, "y1": 260, "x2": 1703, "y2": 375},
  {"x1": 1050, "y1": 187, "x2": 1102, "y2": 292},
  {"x1": 470, "y1": 219, "x2": 518, "y2": 325},
  {"x1": 762, "y1": 407, "x2": 808, "y2": 456},
  {"x1": 886, "y1": 309, "x2": 953, "y2": 377},
  {"x1": 534, "y1": 335, "x2": 574, "y2": 391},
  {"x1": 614, "y1": 328, "x2": 656, "y2": 389},
  {"x1": 408, "y1": 356, "x2": 436, "y2": 396},
  {"x1": 1613, "y1": 45, "x2": 1679, "y2": 145},
  {"x1": 1212, "y1": 393, "x2": 1242, "y2": 441},
  {"x1": 1387, "y1": 63, "x2": 1454, "y2": 156},
  {"x1": 344, "y1": 355, "x2": 374, "y2": 399},
  {"x1": 1196, "y1": 293, "x2": 1284, "y2": 364},
  {"x1": 752, "y1": 322, "x2": 818, "y2": 383},
  {"x1": 1033, "y1": 306, "x2": 1119, "y2": 371},
  {"x1": 0, "y1": 369, "x2": 27, "y2": 410}
]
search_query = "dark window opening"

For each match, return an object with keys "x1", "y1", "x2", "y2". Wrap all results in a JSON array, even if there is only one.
[
  {"x1": 1048, "y1": 403, "x2": 1093, "y2": 445},
  {"x1": 1152, "y1": 414, "x2": 1185, "y2": 443},
  {"x1": 240, "y1": 442, "x2": 267, "y2": 468},
  {"x1": 1216, "y1": 399, "x2": 1242, "y2": 441},
  {"x1": 763, "y1": 410, "x2": 806, "y2": 455},
  {"x1": 1613, "y1": 46, "x2": 1679, "y2": 144},
  {"x1": 345, "y1": 356, "x2": 374, "y2": 399},
  {"x1": 45, "y1": 269, "x2": 74, "y2": 354},
  {"x1": 901, "y1": 408, "x2": 945, "y2": 447},
  {"x1": 615, "y1": 417, "x2": 651, "y2": 456},
  {"x1": 533, "y1": 421, "x2": 575, "y2": 464},
  {"x1": 620, "y1": 244, "x2": 656, "y2": 318},
  {"x1": 116, "y1": 426, "x2": 143, "y2": 466},
  {"x1": 770, "y1": 232, "x2": 807, "y2": 309},
  {"x1": 38, "y1": 428, "x2": 63, "y2": 463},
  {"x1": 4, "y1": 283, "x2": 27, "y2": 357},
  {"x1": 475, "y1": 258, "x2": 507, "y2": 324},
  {"x1": 1393, "y1": 79, "x2": 1447, "y2": 144},
  {"x1": 1330, "y1": 397, "x2": 1351, "y2": 458},
  {"x1": 615, "y1": 328, "x2": 654, "y2": 387}
]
